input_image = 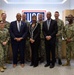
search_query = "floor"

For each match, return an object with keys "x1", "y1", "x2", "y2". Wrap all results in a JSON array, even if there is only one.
[{"x1": 0, "y1": 60, "x2": 74, "y2": 75}]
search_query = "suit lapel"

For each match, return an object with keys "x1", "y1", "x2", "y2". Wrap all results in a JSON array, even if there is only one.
[
  {"x1": 49, "y1": 19, "x2": 52, "y2": 30},
  {"x1": 45, "y1": 21, "x2": 48, "y2": 30},
  {"x1": 20, "y1": 21, "x2": 23, "y2": 31},
  {"x1": 15, "y1": 21, "x2": 18, "y2": 31}
]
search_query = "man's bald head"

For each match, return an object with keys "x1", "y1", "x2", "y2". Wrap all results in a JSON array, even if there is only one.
[
  {"x1": 16, "y1": 13, "x2": 21, "y2": 21},
  {"x1": 46, "y1": 12, "x2": 52, "y2": 20},
  {"x1": 67, "y1": 14, "x2": 74, "y2": 24},
  {"x1": 38, "y1": 13, "x2": 43, "y2": 21},
  {"x1": 22, "y1": 14, "x2": 26, "y2": 21}
]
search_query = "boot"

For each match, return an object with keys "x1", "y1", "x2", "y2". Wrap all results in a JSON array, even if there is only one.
[
  {"x1": 62, "y1": 60, "x2": 70, "y2": 66},
  {"x1": 58, "y1": 59, "x2": 62, "y2": 65},
  {"x1": 0, "y1": 67, "x2": 4, "y2": 72},
  {"x1": 3, "y1": 66, "x2": 7, "y2": 69}
]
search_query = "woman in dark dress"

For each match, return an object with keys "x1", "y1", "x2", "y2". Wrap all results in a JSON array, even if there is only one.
[{"x1": 29, "y1": 15, "x2": 40, "y2": 67}]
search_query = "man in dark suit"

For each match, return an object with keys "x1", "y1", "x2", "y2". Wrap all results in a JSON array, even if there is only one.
[
  {"x1": 43, "y1": 12, "x2": 58, "y2": 68},
  {"x1": 9, "y1": 13, "x2": 28, "y2": 68}
]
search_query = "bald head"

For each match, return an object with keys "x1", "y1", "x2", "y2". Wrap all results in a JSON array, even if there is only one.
[
  {"x1": 38, "y1": 13, "x2": 43, "y2": 21},
  {"x1": 16, "y1": 13, "x2": 21, "y2": 21},
  {"x1": 22, "y1": 14, "x2": 26, "y2": 21},
  {"x1": 67, "y1": 14, "x2": 73, "y2": 24},
  {"x1": 46, "y1": 12, "x2": 51, "y2": 20}
]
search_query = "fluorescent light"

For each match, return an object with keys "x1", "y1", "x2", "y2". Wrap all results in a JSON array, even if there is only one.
[{"x1": 3, "y1": 0, "x2": 67, "y2": 4}]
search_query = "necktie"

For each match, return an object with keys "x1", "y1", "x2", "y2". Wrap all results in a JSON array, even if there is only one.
[
  {"x1": 18, "y1": 23, "x2": 21, "y2": 32},
  {"x1": 47, "y1": 20, "x2": 50, "y2": 30}
]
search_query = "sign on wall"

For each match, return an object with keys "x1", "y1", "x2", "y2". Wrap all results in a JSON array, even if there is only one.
[{"x1": 22, "y1": 10, "x2": 46, "y2": 22}]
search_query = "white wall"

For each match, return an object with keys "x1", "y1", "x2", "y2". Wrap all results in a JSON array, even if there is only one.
[
  {"x1": 0, "y1": 0, "x2": 72, "y2": 22},
  {"x1": 70, "y1": 0, "x2": 74, "y2": 9}
]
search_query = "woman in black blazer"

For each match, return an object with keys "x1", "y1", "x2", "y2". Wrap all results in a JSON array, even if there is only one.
[{"x1": 29, "y1": 15, "x2": 40, "y2": 67}]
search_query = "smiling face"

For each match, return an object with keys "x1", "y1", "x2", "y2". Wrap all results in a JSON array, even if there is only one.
[
  {"x1": 1, "y1": 13, "x2": 7, "y2": 21},
  {"x1": 67, "y1": 14, "x2": 73, "y2": 23},
  {"x1": 46, "y1": 12, "x2": 51, "y2": 20},
  {"x1": 16, "y1": 13, "x2": 21, "y2": 22},
  {"x1": 54, "y1": 11, "x2": 59, "y2": 19},
  {"x1": 32, "y1": 15, "x2": 37, "y2": 23},
  {"x1": 22, "y1": 14, "x2": 26, "y2": 21},
  {"x1": 38, "y1": 14, "x2": 43, "y2": 21}
]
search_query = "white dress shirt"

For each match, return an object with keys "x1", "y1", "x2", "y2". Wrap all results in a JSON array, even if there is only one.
[{"x1": 17, "y1": 21, "x2": 21, "y2": 32}]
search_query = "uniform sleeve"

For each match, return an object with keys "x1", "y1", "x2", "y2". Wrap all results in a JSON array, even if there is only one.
[
  {"x1": 57, "y1": 21, "x2": 64, "y2": 36},
  {"x1": 6, "y1": 30, "x2": 10, "y2": 43},
  {"x1": 71, "y1": 27, "x2": 74, "y2": 41},
  {"x1": 63, "y1": 25, "x2": 67, "y2": 40}
]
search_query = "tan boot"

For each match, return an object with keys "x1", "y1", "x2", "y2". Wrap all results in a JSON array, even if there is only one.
[
  {"x1": 62, "y1": 60, "x2": 70, "y2": 66},
  {"x1": 0, "y1": 67, "x2": 4, "y2": 72},
  {"x1": 3, "y1": 66, "x2": 7, "y2": 69}
]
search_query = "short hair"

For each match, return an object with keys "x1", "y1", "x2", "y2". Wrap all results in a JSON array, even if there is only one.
[
  {"x1": 55, "y1": 11, "x2": 59, "y2": 14},
  {"x1": 32, "y1": 15, "x2": 37, "y2": 19},
  {"x1": 68, "y1": 14, "x2": 73, "y2": 19},
  {"x1": 1, "y1": 13, "x2": 6, "y2": 16}
]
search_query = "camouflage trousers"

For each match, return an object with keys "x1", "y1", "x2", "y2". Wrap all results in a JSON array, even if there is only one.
[
  {"x1": 2, "y1": 44, "x2": 8, "y2": 63},
  {"x1": 56, "y1": 38, "x2": 62, "y2": 59},
  {"x1": 38, "y1": 39, "x2": 46, "y2": 60},
  {"x1": 25, "y1": 39, "x2": 31, "y2": 61},
  {"x1": 0, "y1": 44, "x2": 4, "y2": 67},
  {"x1": 66, "y1": 42, "x2": 74, "y2": 61}
]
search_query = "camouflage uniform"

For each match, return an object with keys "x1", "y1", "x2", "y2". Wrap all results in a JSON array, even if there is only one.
[
  {"x1": 63, "y1": 23, "x2": 74, "y2": 61},
  {"x1": 24, "y1": 20, "x2": 31, "y2": 61},
  {"x1": 4, "y1": 21, "x2": 10, "y2": 62},
  {"x1": 0, "y1": 28, "x2": 9, "y2": 66},
  {"x1": 38, "y1": 21, "x2": 45, "y2": 61},
  {"x1": 0, "y1": 21, "x2": 10, "y2": 62},
  {"x1": 56, "y1": 19, "x2": 64, "y2": 59}
]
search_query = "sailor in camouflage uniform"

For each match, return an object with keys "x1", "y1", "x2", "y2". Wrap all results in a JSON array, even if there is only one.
[
  {"x1": 63, "y1": 14, "x2": 74, "y2": 66},
  {"x1": 22, "y1": 14, "x2": 31, "y2": 61},
  {"x1": 0, "y1": 22, "x2": 9, "y2": 72},
  {"x1": 38, "y1": 13, "x2": 45, "y2": 63},
  {"x1": 54, "y1": 11, "x2": 64, "y2": 65},
  {"x1": 0, "y1": 13, "x2": 10, "y2": 63}
]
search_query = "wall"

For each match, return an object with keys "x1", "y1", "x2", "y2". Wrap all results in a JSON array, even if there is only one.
[
  {"x1": 70, "y1": 0, "x2": 74, "y2": 9},
  {"x1": 0, "y1": 0, "x2": 71, "y2": 22}
]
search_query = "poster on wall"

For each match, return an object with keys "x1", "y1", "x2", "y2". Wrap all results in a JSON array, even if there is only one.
[{"x1": 22, "y1": 10, "x2": 46, "y2": 22}]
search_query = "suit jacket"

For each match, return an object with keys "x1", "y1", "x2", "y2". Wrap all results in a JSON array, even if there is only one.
[
  {"x1": 9, "y1": 21, "x2": 28, "y2": 40},
  {"x1": 29, "y1": 23, "x2": 40, "y2": 41},
  {"x1": 42, "y1": 19, "x2": 58, "y2": 43}
]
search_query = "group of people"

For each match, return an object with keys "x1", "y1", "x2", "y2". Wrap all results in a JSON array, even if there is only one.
[{"x1": 0, "y1": 11, "x2": 74, "y2": 72}]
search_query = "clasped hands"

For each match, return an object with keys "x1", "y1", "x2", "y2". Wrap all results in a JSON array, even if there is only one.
[
  {"x1": 2, "y1": 41, "x2": 7, "y2": 46},
  {"x1": 66, "y1": 38, "x2": 72, "y2": 43},
  {"x1": 46, "y1": 36, "x2": 51, "y2": 40},
  {"x1": 14, "y1": 37, "x2": 23, "y2": 42},
  {"x1": 30, "y1": 38, "x2": 35, "y2": 43}
]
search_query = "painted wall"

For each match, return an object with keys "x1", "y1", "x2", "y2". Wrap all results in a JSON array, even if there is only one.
[{"x1": 0, "y1": 0, "x2": 72, "y2": 22}]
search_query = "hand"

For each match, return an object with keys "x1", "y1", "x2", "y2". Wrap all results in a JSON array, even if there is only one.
[
  {"x1": 14, "y1": 38, "x2": 18, "y2": 41},
  {"x1": 66, "y1": 38, "x2": 72, "y2": 43},
  {"x1": 18, "y1": 37, "x2": 23, "y2": 41},
  {"x1": 2, "y1": 42, "x2": 7, "y2": 45},
  {"x1": 46, "y1": 36, "x2": 51, "y2": 40},
  {"x1": 14, "y1": 38, "x2": 23, "y2": 42},
  {"x1": 30, "y1": 38, "x2": 35, "y2": 43},
  {"x1": 56, "y1": 34, "x2": 59, "y2": 37}
]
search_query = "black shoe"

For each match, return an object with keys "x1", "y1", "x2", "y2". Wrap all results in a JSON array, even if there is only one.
[
  {"x1": 44, "y1": 64, "x2": 50, "y2": 67},
  {"x1": 58, "y1": 59, "x2": 62, "y2": 65},
  {"x1": 33, "y1": 65, "x2": 38, "y2": 67},
  {"x1": 30, "y1": 63, "x2": 33, "y2": 66},
  {"x1": 50, "y1": 64, "x2": 55, "y2": 68},
  {"x1": 40, "y1": 58, "x2": 44, "y2": 63}
]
